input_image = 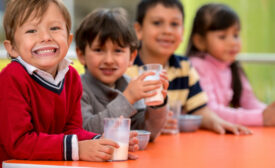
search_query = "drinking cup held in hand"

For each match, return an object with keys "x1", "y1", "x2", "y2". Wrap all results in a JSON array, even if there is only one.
[
  {"x1": 104, "y1": 118, "x2": 131, "y2": 161},
  {"x1": 139, "y1": 64, "x2": 163, "y2": 106},
  {"x1": 162, "y1": 100, "x2": 181, "y2": 134}
]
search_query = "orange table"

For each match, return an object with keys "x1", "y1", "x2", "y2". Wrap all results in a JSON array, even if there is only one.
[{"x1": 3, "y1": 127, "x2": 275, "y2": 168}]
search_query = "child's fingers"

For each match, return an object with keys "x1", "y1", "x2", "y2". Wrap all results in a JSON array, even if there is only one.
[
  {"x1": 237, "y1": 125, "x2": 253, "y2": 135},
  {"x1": 143, "y1": 90, "x2": 158, "y2": 98},
  {"x1": 128, "y1": 144, "x2": 139, "y2": 152},
  {"x1": 142, "y1": 79, "x2": 161, "y2": 86},
  {"x1": 96, "y1": 151, "x2": 113, "y2": 161},
  {"x1": 129, "y1": 136, "x2": 138, "y2": 145},
  {"x1": 212, "y1": 123, "x2": 226, "y2": 135},
  {"x1": 160, "y1": 78, "x2": 169, "y2": 90},
  {"x1": 168, "y1": 111, "x2": 173, "y2": 117},
  {"x1": 128, "y1": 153, "x2": 139, "y2": 160},
  {"x1": 161, "y1": 90, "x2": 167, "y2": 98},
  {"x1": 138, "y1": 71, "x2": 156, "y2": 81},
  {"x1": 160, "y1": 69, "x2": 167, "y2": 76},
  {"x1": 143, "y1": 84, "x2": 162, "y2": 93},
  {"x1": 130, "y1": 131, "x2": 138, "y2": 138},
  {"x1": 99, "y1": 139, "x2": 119, "y2": 148},
  {"x1": 166, "y1": 118, "x2": 178, "y2": 125},
  {"x1": 222, "y1": 123, "x2": 240, "y2": 135},
  {"x1": 159, "y1": 73, "x2": 168, "y2": 81},
  {"x1": 99, "y1": 145, "x2": 115, "y2": 155}
]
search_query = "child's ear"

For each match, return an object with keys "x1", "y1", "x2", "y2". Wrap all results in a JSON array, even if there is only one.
[
  {"x1": 76, "y1": 47, "x2": 86, "y2": 66},
  {"x1": 3, "y1": 40, "x2": 19, "y2": 57},
  {"x1": 129, "y1": 50, "x2": 137, "y2": 66},
  {"x1": 134, "y1": 22, "x2": 142, "y2": 40},
  {"x1": 68, "y1": 34, "x2": 73, "y2": 45},
  {"x1": 193, "y1": 34, "x2": 206, "y2": 52}
]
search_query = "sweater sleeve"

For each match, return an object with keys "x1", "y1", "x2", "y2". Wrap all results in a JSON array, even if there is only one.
[
  {"x1": 144, "y1": 99, "x2": 168, "y2": 141},
  {"x1": 191, "y1": 58, "x2": 265, "y2": 126},
  {"x1": 0, "y1": 70, "x2": 64, "y2": 160},
  {"x1": 239, "y1": 74, "x2": 267, "y2": 110},
  {"x1": 63, "y1": 68, "x2": 98, "y2": 140},
  {"x1": 81, "y1": 90, "x2": 137, "y2": 134}
]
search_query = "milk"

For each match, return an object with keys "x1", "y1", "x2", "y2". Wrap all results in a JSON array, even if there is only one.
[
  {"x1": 112, "y1": 142, "x2": 129, "y2": 161},
  {"x1": 144, "y1": 73, "x2": 164, "y2": 106}
]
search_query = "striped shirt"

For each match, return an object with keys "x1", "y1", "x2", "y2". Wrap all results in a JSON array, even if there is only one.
[{"x1": 126, "y1": 54, "x2": 208, "y2": 113}]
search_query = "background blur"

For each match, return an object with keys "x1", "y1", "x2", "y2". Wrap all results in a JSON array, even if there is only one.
[{"x1": 0, "y1": 0, "x2": 274, "y2": 103}]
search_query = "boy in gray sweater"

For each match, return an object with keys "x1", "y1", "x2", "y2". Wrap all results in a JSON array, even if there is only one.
[{"x1": 75, "y1": 8, "x2": 169, "y2": 141}]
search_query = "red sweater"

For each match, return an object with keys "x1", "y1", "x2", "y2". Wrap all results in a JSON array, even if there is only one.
[{"x1": 0, "y1": 61, "x2": 97, "y2": 164}]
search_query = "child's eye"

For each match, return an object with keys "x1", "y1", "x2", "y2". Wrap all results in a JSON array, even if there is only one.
[
  {"x1": 25, "y1": 29, "x2": 36, "y2": 34},
  {"x1": 152, "y1": 21, "x2": 161, "y2": 26},
  {"x1": 115, "y1": 48, "x2": 124, "y2": 53},
  {"x1": 218, "y1": 35, "x2": 226, "y2": 40},
  {"x1": 171, "y1": 22, "x2": 179, "y2": 27},
  {"x1": 50, "y1": 26, "x2": 61, "y2": 31},
  {"x1": 93, "y1": 48, "x2": 102, "y2": 52},
  {"x1": 234, "y1": 33, "x2": 239, "y2": 39}
]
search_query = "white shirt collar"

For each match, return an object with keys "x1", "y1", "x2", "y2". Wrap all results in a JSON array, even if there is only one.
[{"x1": 17, "y1": 56, "x2": 72, "y2": 85}]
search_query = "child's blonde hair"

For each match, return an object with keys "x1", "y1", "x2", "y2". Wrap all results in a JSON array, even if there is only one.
[{"x1": 3, "y1": 0, "x2": 71, "y2": 44}]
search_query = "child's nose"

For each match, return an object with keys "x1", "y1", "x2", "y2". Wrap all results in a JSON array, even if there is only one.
[
  {"x1": 104, "y1": 52, "x2": 114, "y2": 64},
  {"x1": 163, "y1": 24, "x2": 173, "y2": 34},
  {"x1": 39, "y1": 30, "x2": 53, "y2": 42}
]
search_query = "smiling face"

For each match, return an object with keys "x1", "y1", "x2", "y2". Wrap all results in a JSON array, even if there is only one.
[
  {"x1": 4, "y1": 2, "x2": 72, "y2": 76},
  {"x1": 135, "y1": 4, "x2": 183, "y2": 58},
  {"x1": 203, "y1": 23, "x2": 241, "y2": 63},
  {"x1": 77, "y1": 38, "x2": 136, "y2": 86}
]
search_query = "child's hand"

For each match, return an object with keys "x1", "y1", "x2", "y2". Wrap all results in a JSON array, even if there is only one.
[
  {"x1": 210, "y1": 118, "x2": 252, "y2": 135},
  {"x1": 263, "y1": 101, "x2": 275, "y2": 126},
  {"x1": 78, "y1": 139, "x2": 119, "y2": 161},
  {"x1": 197, "y1": 107, "x2": 252, "y2": 135},
  {"x1": 128, "y1": 131, "x2": 139, "y2": 160},
  {"x1": 159, "y1": 70, "x2": 169, "y2": 99},
  {"x1": 162, "y1": 111, "x2": 178, "y2": 134},
  {"x1": 123, "y1": 71, "x2": 162, "y2": 104}
]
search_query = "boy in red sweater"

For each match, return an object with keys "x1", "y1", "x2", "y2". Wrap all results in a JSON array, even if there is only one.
[{"x1": 0, "y1": 0, "x2": 138, "y2": 165}]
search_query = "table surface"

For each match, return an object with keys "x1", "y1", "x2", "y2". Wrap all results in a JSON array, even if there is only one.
[{"x1": 3, "y1": 127, "x2": 275, "y2": 168}]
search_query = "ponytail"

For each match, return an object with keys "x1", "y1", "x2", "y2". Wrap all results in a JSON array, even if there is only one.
[{"x1": 230, "y1": 61, "x2": 243, "y2": 107}]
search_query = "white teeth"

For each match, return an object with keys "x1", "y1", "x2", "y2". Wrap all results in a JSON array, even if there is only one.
[
  {"x1": 36, "y1": 49, "x2": 55, "y2": 55},
  {"x1": 32, "y1": 44, "x2": 58, "y2": 51}
]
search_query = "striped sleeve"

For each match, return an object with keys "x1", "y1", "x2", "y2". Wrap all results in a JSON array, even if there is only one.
[
  {"x1": 63, "y1": 134, "x2": 79, "y2": 161},
  {"x1": 185, "y1": 65, "x2": 208, "y2": 113}
]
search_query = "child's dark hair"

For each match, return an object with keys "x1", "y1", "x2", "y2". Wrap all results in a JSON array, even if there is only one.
[
  {"x1": 75, "y1": 8, "x2": 138, "y2": 54},
  {"x1": 186, "y1": 3, "x2": 243, "y2": 107},
  {"x1": 136, "y1": 0, "x2": 184, "y2": 25}
]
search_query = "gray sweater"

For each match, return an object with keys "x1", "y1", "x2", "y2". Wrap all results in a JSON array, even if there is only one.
[{"x1": 81, "y1": 70, "x2": 168, "y2": 141}]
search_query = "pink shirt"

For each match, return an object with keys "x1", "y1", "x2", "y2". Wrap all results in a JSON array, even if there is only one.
[{"x1": 190, "y1": 54, "x2": 266, "y2": 126}]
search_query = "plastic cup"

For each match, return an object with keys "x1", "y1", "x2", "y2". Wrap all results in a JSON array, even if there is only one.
[
  {"x1": 162, "y1": 100, "x2": 181, "y2": 134},
  {"x1": 139, "y1": 64, "x2": 163, "y2": 106},
  {"x1": 103, "y1": 118, "x2": 131, "y2": 161}
]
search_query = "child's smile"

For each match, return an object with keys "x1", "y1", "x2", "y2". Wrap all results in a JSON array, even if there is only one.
[
  {"x1": 4, "y1": 2, "x2": 72, "y2": 77},
  {"x1": 99, "y1": 66, "x2": 118, "y2": 76},
  {"x1": 32, "y1": 44, "x2": 59, "y2": 57},
  {"x1": 136, "y1": 4, "x2": 183, "y2": 57},
  {"x1": 79, "y1": 38, "x2": 136, "y2": 86}
]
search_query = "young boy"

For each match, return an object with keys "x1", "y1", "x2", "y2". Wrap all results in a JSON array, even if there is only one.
[
  {"x1": 75, "y1": 8, "x2": 169, "y2": 141},
  {"x1": 0, "y1": 0, "x2": 137, "y2": 165},
  {"x1": 126, "y1": 0, "x2": 251, "y2": 135}
]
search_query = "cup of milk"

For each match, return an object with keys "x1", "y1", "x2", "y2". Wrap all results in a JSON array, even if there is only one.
[
  {"x1": 139, "y1": 64, "x2": 163, "y2": 106},
  {"x1": 103, "y1": 118, "x2": 131, "y2": 161},
  {"x1": 161, "y1": 100, "x2": 181, "y2": 134}
]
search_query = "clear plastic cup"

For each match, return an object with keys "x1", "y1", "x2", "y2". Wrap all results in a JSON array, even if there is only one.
[
  {"x1": 162, "y1": 100, "x2": 181, "y2": 134},
  {"x1": 103, "y1": 118, "x2": 131, "y2": 161},
  {"x1": 139, "y1": 64, "x2": 163, "y2": 106}
]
